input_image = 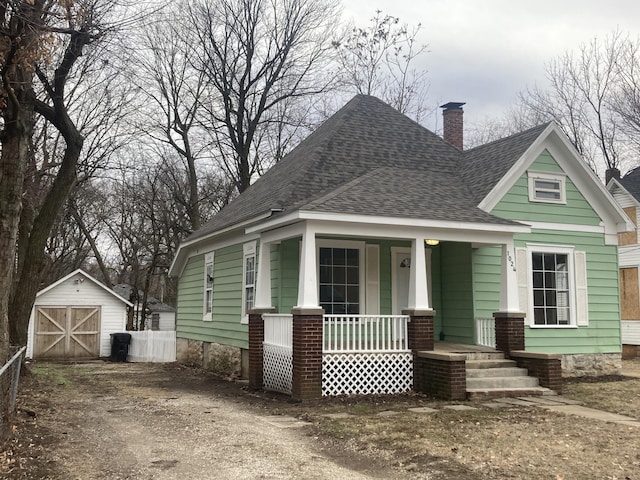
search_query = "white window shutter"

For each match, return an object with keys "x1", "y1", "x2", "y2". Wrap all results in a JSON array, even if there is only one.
[
  {"x1": 516, "y1": 248, "x2": 529, "y2": 317},
  {"x1": 574, "y1": 251, "x2": 589, "y2": 326},
  {"x1": 366, "y1": 244, "x2": 380, "y2": 315}
]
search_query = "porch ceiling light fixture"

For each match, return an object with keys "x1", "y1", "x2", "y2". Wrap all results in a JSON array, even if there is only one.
[{"x1": 425, "y1": 239, "x2": 440, "y2": 246}]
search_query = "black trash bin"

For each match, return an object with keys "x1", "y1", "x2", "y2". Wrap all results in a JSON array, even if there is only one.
[{"x1": 110, "y1": 333, "x2": 132, "y2": 362}]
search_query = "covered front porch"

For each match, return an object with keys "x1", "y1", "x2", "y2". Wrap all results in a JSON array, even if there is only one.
[{"x1": 247, "y1": 216, "x2": 559, "y2": 400}]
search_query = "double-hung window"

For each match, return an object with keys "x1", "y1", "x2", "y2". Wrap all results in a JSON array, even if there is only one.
[
  {"x1": 203, "y1": 252, "x2": 214, "y2": 321},
  {"x1": 318, "y1": 243, "x2": 363, "y2": 314},
  {"x1": 242, "y1": 242, "x2": 256, "y2": 322},
  {"x1": 531, "y1": 251, "x2": 571, "y2": 326},
  {"x1": 517, "y1": 244, "x2": 588, "y2": 328}
]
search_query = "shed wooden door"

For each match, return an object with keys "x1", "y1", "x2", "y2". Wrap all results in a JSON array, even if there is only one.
[{"x1": 34, "y1": 306, "x2": 101, "y2": 358}]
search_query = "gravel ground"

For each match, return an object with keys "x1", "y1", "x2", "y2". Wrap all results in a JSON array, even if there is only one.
[
  {"x1": 1, "y1": 361, "x2": 401, "y2": 479},
  {"x1": 3, "y1": 360, "x2": 640, "y2": 479}
]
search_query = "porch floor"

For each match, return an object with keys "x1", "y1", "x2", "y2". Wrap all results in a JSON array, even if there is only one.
[{"x1": 433, "y1": 342, "x2": 498, "y2": 354}]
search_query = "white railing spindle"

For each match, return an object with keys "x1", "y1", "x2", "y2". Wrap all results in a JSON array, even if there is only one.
[{"x1": 322, "y1": 315, "x2": 410, "y2": 353}]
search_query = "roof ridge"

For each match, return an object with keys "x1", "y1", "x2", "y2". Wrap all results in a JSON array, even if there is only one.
[{"x1": 465, "y1": 122, "x2": 551, "y2": 153}]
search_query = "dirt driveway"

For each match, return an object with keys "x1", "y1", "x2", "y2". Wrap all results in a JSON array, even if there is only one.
[
  {"x1": 4, "y1": 360, "x2": 640, "y2": 479},
  {"x1": 2, "y1": 361, "x2": 402, "y2": 480}
]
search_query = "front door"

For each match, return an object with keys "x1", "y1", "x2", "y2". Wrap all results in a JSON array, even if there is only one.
[
  {"x1": 391, "y1": 247, "x2": 433, "y2": 315},
  {"x1": 34, "y1": 306, "x2": 101, "y2": 358}
]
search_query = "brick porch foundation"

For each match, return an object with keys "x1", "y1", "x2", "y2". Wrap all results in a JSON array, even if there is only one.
[
  {"x1": 291, "y1": 307, "x2": 324, "y2": 401},
  {"x1": 414, "y1": 352, "x2": 467, "y2": 400},
  {"x1": 510, "y1": 350, "x2": 563, "y2": 394},
  {"x1": 248, "y1": 308, "x2": 275, "y2": 389},
  {"x1": 494, "y1": 312, "x2": 525, "y2": 358}
]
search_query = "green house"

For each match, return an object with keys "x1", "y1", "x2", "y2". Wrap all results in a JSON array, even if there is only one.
[{"x1": 170, "y1": 96, "x2": 632, "y2": 398}]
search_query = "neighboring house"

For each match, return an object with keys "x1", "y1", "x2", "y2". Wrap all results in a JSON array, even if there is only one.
[
  {"x1": 112, "y1": 284, "x2": 176, "y2": 331},
  {"x1": 607, "y1": 168, "x2": 640, "y2": 357},
  {"x1": 26, "y1": 269, "x2": 132, "y2": 359},
  {"x1": 170, "y1": 95, "x2": 632, "y2": 399}
]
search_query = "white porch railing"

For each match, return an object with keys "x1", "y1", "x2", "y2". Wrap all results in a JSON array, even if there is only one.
[
  {"x1": 475, "y1": 317, "x2": 496, "y2": 348},
  {"x1": 263, "y1": 314, "x2": 293, "y2": 394},
  {"x1": 322, "y1": 315, "x2": 412, "y2": 396},
  {"x1": 323, "y1": 315, "x2": 410, "y2": 352},
  {"x1": 261, "y1": 314, "x2": 414, "y2": 397}
]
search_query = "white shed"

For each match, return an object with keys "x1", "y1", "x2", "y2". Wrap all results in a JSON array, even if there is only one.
[{"x1": 26, "y1": 269, "x2": 133, "y2": 359}]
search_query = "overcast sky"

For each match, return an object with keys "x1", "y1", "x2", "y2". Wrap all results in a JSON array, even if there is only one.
[{"x1": 341, "y1": 0, "x2": 640, "y2": 129}]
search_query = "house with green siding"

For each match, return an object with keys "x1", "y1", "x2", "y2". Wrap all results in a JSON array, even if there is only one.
[{"x1": 169, "y1": 95, "x2": 632, "y2": 398}]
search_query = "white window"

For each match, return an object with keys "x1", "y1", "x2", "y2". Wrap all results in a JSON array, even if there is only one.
[
  {"x1": 242, "y1": 242, "x2": 256, "y2": 322},
  {"x1": 516, "y1": 245, "x2": 588, "y2": 328},
  {"x1": 531, "y1": 251, "x2": 571, "y2": 325},
  {"x1": 203, "y1": 252, "x2": 214, "y2": 321},
  {"x1": 528, "y1": 171, "x2": 566, "y2": 204},
  {"x1": 317, "y1": 241, "x2": 365, "y2": 315}
]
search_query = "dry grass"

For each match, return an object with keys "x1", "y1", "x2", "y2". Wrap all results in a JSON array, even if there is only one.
[{"x1": 295, "y1": 359, "x2": 640, "y2": 479}]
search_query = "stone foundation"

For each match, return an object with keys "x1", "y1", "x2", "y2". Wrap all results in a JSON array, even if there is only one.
[
  {"x1": 176, "y1": 338, "x2": 244, "y2": 377},
  {"x1": 562, "y1": 353, "x2": 622, "y2": 377},
  {"x1": 176, "y1": 338, "x2": 204, "y2": 366}
]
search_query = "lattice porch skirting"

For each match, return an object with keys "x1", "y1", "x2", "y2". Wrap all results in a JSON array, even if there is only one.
[
  {"x1": 263, "y1": 343, "x2": 292, "y2": 394},
  {"x1": 322, "y1": 352, "x2": 413, "y2": 396}
]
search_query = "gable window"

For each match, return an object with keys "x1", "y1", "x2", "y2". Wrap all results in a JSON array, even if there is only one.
[
  {"x1": 528, "y1": 171, "x2": 566, "y2": 204},
  {"x1": 517, "y1": 244, "x2": 588, "y2": 328},
  {"x1": 319, "y1": 244, "x2": 362, "y2": 314},
  {"x1": 242, "y1": 242, "x2": 256, "y2": 322},
  {"x1": 203, "y1": 252, "x2": 214, "y2": 321}
]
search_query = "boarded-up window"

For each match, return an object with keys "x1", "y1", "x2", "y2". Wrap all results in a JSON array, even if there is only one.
[
  {"x1": 619, "y1": 207, "x2": 638, "y2": 246},
  {"x1": 620, "y1": 267, "x2": 640, "y2": 320}
]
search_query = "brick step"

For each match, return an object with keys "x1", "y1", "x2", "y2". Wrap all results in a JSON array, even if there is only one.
[
  {"x1": 467, "y1": 376, "x2": 540, "y2": 389},
  {"x1": 466, "y1": 359, "x2": 517, "y2": 369},
  {"x1": 466, "y1": 367, "x2": 528, "y2": 378},
  {"x1": 467, "y1": 386, "x2": 556, "y2": 400}
]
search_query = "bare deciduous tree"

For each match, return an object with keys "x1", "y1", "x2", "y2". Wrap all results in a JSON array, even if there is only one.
[
  {"x1": 4, "y1": 0, "x2": 140, "y2": 349},
  {"x1": 334, "y1": 10, "x2": 430, "y2": 122},
  {"x1": 514, "y1": 31, "x2": 635, "y2": 175},
  {"x1": 187, "y1": 0, "x2": 341, "y2": 193}
]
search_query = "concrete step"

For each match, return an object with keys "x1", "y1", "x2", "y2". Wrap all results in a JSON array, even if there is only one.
[
  {"x1": 466, "y1": 359, "x2": 517, "y2": 369},
  {"x1": 466, "y1": 367, "x2": 528, "y2": 378},
  {"x1": 467, "y1": 376, "x2": 540, "y2": 390},
  {"x1": 467, "y1": 386, "x2": 555, "y2": 400},
  {"x1": 464, "y1": 352, "x2": 505, "y2": 361}
]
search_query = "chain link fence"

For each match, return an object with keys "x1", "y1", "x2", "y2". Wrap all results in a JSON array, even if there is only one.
[{"x1": 0, "y1": 346, "x2": 27, "y2": 443}]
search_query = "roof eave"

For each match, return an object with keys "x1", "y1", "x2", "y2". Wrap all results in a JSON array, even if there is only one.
[{"x1": 169, "y1": 211, "x2": 273, "y2": 277}]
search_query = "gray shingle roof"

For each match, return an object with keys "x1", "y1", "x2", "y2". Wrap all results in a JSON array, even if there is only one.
[
  {"x1": 620, "y1": 167, "x2": 640, "y2": 202},
  {"x1": 188, "y1": 95, "x2": 547, "y2": 242},
  {"x1": 461, "y1": 123, "x2": 551, "y2": 203}
]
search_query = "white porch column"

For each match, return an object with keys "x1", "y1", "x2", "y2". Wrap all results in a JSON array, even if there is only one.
[
  {"x1": 295, "y1": 224, "x2": 318, "y2": 308},
  {"x1": 498, "y1": 238, "x2": 521, "y2": 312},
  {"x1": 254, "y1": 239, "x2": 273, "y2": 309},
  {"x1": 408, "y1": 238, "x2": 430, "y2": 310}
]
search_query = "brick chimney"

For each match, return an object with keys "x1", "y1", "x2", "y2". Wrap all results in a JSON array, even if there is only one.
[
  {"x1": 605, "y1": 167, "x2": 620, "y2": 185},
  {"x1": 440, "y1": 102, "x2": 465, "y2": 149}
]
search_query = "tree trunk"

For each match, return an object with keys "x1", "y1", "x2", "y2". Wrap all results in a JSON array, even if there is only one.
[
  {"x1": 0, "y1": 127, "x2": 32, "y2": 361},
  {"x1": 9, "y1": 136, "x2": 83, "y2": 345}
]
